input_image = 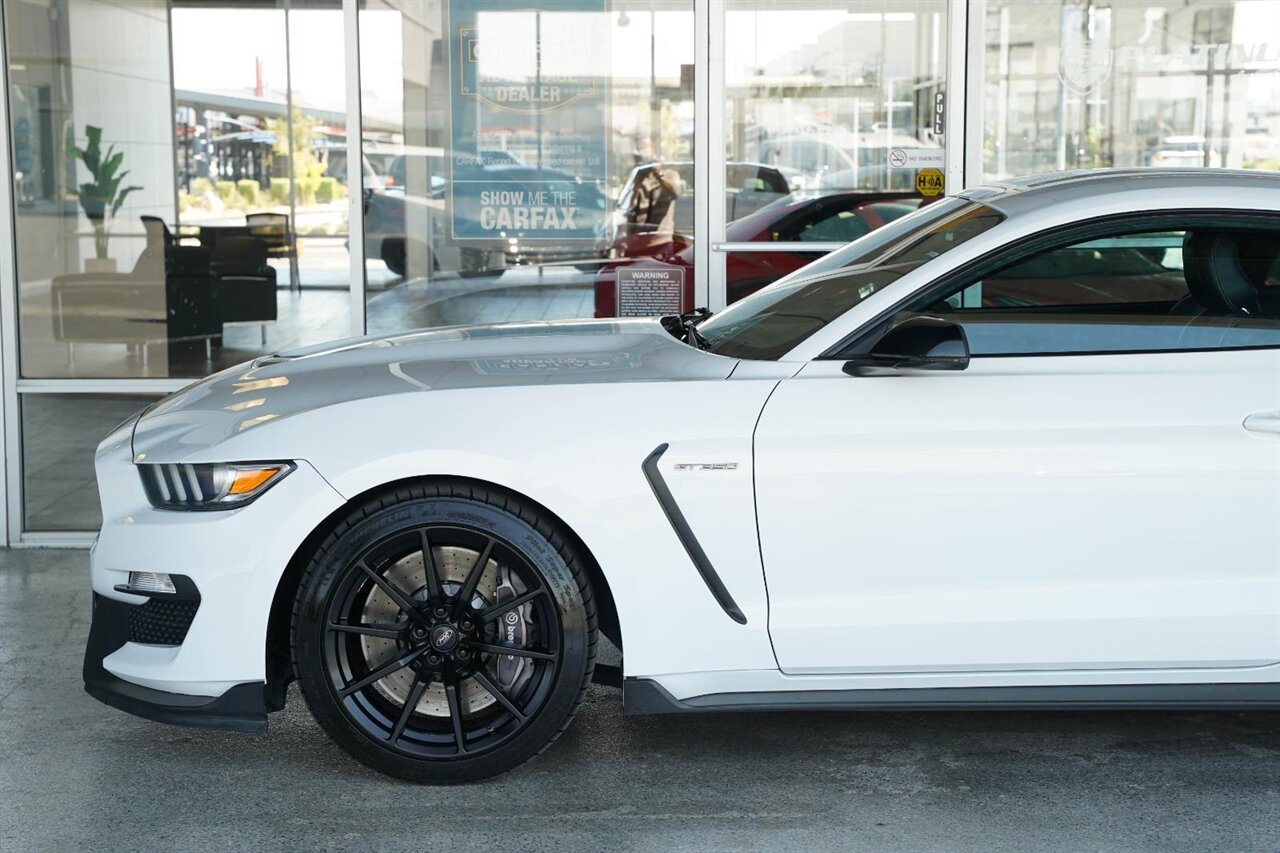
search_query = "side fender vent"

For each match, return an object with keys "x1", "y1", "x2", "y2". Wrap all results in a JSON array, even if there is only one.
[{"x1": 641, "y1": 444, "x2": 748, "y2": 624}]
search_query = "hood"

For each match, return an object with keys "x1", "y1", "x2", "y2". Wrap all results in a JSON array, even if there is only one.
[{"x1": 130, "y1": 317, "x2": 734, "y2": 461}]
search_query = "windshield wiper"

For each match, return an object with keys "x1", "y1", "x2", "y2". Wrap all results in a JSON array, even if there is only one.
[{"x1": 661, "y1": 308, "x2": 712, "y2": 351}]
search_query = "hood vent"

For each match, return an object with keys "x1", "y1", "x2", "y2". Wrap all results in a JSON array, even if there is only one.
[{"x1": 251, "y1": 355, "x2": 295, "y2": 367}]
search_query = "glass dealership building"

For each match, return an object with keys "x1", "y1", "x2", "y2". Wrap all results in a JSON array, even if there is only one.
[{"x1": 0, "y1": 0, "x2": 1277, "y2": 543}]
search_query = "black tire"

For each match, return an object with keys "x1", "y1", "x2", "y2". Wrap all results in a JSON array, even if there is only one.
[
  {"x1": 380, "y1": 237, "x2": 406, "y2": 276},
  {"x1": 459, "y1": 247, "x2": 490, "y2": 275},
  {"x1": 292, "y1": 482, "x2": 597, "y2": 783}
]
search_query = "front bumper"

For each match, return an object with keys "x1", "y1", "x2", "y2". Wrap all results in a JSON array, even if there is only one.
[
  {"x1": 83, "y1": 593, "x2": 268, "y2": 732},
  {"x1": 83, "y1": 416, "x2": 347, "y2": 731}
]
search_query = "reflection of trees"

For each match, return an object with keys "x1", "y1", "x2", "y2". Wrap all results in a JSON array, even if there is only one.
[{"x1": 267, "y1": 106, "x2": 326, "y2": 206}]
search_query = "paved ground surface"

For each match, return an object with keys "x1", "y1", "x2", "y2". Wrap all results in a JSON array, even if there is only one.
[{"x1": 2, "y1": 548, "x2": 1277, "y2": 852}]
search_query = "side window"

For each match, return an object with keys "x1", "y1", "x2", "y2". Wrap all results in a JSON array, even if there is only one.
[
  {"x1": 761, "y1": 168, "x2": 790, "y2": 194},
  {"x1": 907, "y1": 225, "x2": 1280, "y2": 355},
  {"x1": 794, "y1": 143, "x2": 821, "y2": 174}
]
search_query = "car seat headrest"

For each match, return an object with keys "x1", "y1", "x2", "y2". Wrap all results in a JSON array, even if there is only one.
[{"x1": 1182, "y1": 231, "x2": 1276, "y2": 316}]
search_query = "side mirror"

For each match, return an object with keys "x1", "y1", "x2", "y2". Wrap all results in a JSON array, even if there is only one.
[{"x1": 842, "y1": 315, "x2": 970, "y2": 375}]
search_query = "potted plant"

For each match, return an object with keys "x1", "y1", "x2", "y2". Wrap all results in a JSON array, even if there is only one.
[{"x1": 67, "y1": 125, "x2": 141, "y2": 272}]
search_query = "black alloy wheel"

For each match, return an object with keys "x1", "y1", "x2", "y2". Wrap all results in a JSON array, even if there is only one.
[{"x1": 293, "y1": 483, "x2": 596, "y2": 783}]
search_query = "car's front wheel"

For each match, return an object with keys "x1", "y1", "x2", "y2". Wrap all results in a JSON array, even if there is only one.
[{"x1": 293, "y1": 483, "x2": 596, "y2": 783}]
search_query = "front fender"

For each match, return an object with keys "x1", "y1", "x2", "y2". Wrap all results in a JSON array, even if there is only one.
[{"x1": 224, "y1": 381, "x2": 782, "y2": 681}]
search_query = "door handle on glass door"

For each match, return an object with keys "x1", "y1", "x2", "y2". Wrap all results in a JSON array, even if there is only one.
[{"x1": 1243, "y1": 412, "x2": 1280, "y2": 434}]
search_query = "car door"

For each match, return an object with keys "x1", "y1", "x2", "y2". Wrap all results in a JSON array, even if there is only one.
[{"x1": 756, "y1": 218, "x2": 1280, "y2": 676}]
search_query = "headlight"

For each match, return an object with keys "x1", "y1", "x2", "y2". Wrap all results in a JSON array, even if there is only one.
[{"x1": 138, "y1": 462, "x2": 295, "y2": 511}]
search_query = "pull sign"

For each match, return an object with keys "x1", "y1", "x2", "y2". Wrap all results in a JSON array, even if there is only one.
[{"x1": 933, "y1": 91, "x2": 945, "y2": 136}]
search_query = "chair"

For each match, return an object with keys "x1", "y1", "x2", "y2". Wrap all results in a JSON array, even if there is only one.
[
  {"x1": 210, "y1": 236, "x2": 277, "y2": 346},
  {"x1": 140, "y1": 215, "x2": 175, "y2": 248},
  {"x1": 51, "y1": 222, "x2": 220, "y2": 369},
  {"x1": 245, "y1": 212, "x2": 299, "y2": 290}
]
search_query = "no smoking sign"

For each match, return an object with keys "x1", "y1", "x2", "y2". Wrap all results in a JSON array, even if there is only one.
[{"x1": 887, "y1": 147, "x2": 944, "y2": 170}]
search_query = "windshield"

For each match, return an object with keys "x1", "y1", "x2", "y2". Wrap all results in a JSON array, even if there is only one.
[{"x1": 700, "y1": 199, "x2": 1005, "y2": 360}]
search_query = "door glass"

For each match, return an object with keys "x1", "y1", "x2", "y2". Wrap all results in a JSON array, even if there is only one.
[
  {"x1": 904, "y1": 226, "x2": 1280, "y2": 355},
  {"x1": 981, "y1": 0, "x2": 1280, "y2": 180},
  {"x1": 718, "y1": 0, "x2": 950, "y2": 305},
  {"x1": 359, "y1": 1, "x2": 695, "y2": 334}
]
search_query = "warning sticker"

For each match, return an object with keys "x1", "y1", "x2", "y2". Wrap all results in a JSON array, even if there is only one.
[
  {"x1": 617, "y1": 266, "x2": 686, "y2": 317},
  {"x1": 916, "y1": 167, "x2": 945, "y2": 197}
]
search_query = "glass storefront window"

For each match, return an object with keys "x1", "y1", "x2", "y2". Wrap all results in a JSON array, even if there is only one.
[
  {"x1": 7, "y1": 0, "x2": 182, "y2": 378},
  {"x1": 2, "y1": 0, "x2": 1279, "y2": 538},
  {"x1": 359, "y1": 0, "x2": 695, "y2": 333},
  {"x1": 170, "y1": 1, "x2": 354, "y2": 361},
  {"x1": 982, "y1": 0, "x2": 1280, "y2": 180},
  {"x1": 2, "y1": 0, "x2": 359, "y2": 536},
  {"x1": 3, "y1": 0, "x2": 353, "y2": 380}
]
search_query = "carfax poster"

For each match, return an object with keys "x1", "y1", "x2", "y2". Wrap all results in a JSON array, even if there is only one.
[{"x1": 448, "y1": 0, "x2": 609, "y2": 241}]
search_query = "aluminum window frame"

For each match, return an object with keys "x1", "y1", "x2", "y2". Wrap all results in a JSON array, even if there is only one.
[
  {"x1": 0, "y1": 2, "x2": 15, "y2": 547},
  {"x1": 0, "y1": 0, "x2": 368, "y2": 546}
]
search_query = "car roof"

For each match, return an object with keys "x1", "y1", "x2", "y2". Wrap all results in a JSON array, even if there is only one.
[
  {"x1": 761, "y1": 190, "x2": 921, "y2": 212},
  {"x1": 958, "y1": 169, "x2": 1280, "y2": 215},
  {"x1": 725, "y1": 191, "x2": 924, "y2": 238}
]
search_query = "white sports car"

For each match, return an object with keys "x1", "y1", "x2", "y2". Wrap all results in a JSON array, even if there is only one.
[{"x1": 85, "y1": 170, "x2": 1280, "y2": 783}]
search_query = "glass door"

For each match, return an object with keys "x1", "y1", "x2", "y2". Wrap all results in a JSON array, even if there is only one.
[
  {"x1": 357, "y1": 0, "x2": 695, "y2": 333},
  {"x1": 709, "y1": 0, "x2": 951, "y2": 310},
  {"x1": 350, "y1": 1, "x2": 953, "y2": 321}
]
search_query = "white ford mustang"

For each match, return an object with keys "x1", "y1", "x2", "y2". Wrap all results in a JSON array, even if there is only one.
[{"x1": 85, "y1": 170, "x2": 1280, "y2": 782}]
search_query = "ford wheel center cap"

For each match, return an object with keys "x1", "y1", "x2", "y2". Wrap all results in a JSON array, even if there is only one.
[{"x1": 430, "y1": 624, "x2": 460, "y2": 652}]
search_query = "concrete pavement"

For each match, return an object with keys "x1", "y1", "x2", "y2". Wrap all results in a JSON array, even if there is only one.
[{"x1": 1, "y1": 548, "x2": 1276, "y2": 852}]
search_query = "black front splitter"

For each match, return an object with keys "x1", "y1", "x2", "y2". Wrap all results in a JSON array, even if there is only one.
[{"x1": 83, "y1": 592, "x2": 268, "y2": 734}]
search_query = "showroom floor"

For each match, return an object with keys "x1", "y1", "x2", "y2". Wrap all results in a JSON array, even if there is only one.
[
  {"x1": 2, "y1": 549, "x2": 1277, "y2": 852},
  {"x1": 20, "y1": 266, "x2": 597, "y2": 381}
]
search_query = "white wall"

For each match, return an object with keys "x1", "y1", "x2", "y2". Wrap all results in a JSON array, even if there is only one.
[{"x1": 65, "y1": 0, "x2": 176, "y2": 270}]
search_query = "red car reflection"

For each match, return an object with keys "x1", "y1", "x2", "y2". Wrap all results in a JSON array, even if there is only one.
[{"x1": 594, "y1": 191, "x2": 933, "y2": 318}]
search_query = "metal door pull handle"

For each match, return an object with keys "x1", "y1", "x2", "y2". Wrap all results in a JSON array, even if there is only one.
[{"x1": 1243, "y1": 412, "x2": 1280, "y2": 434}]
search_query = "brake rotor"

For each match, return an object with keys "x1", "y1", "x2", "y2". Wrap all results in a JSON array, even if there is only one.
[{"x1": 360, "y1": 545, "x2": 498, "y2": 716}]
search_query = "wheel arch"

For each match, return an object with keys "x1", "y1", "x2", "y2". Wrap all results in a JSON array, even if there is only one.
[{"x1": 265, "y1": 474, "x2": 622, "y2": 704}]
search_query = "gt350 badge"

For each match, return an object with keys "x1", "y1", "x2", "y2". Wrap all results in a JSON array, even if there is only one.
[{"x1": 673, "y1": 463, "x2": 739, "y2": 471}]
